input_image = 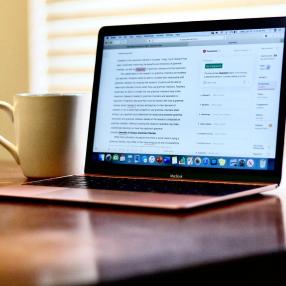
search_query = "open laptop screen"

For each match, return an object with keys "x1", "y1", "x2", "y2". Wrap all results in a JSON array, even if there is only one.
[{"x1": 86, "y1": 18, "x2": 286, "y2": 180}]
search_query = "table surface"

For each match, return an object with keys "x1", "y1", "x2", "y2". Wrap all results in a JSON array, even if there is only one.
[{"x1": 1, "y1": 160, "x2": 286, "y2": 285}]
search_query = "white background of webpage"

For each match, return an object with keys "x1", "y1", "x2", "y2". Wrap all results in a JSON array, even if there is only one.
[{"x1": 93, "y1": 28, "x2": 285, "y2": 170}]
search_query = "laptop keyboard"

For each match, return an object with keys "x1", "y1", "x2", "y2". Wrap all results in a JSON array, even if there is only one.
[{"x1": 27, "y1": 175, "x2": 260, "y2": 197}]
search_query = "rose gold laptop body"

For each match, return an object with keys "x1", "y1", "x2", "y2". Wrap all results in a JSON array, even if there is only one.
[
  {"x1": 0, "y1": 177, "x2": 278, "y2": 210},
  {"x1": 0, "y1": 17, "x2": 285, "y2": 210}
]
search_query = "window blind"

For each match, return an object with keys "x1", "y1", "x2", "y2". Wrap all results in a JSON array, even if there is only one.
[{"x1": 30, "y1": 0, "x2": 286, "y2": 94}]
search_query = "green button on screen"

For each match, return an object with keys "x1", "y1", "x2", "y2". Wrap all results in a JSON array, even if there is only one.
[{"x1": 205, "y1": 63, "x2": 223, "y2": 69}]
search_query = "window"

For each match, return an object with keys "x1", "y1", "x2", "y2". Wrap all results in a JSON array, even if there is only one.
[{"x1": 29, "y1": 0, "x2": 286, "y2": 94}]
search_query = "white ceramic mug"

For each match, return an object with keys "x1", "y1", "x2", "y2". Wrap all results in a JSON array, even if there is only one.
[{"x1": 0, "y1": 93, "x2": 90, "y2": 178}]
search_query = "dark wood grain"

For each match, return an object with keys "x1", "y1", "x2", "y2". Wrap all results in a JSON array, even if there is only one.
[{"x1": 0, "y1": 160, "x2": 286, "y2": 285}]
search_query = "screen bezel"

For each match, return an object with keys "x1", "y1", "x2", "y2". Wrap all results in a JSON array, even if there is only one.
[{"x1": 85, "y1": 17, "x2": 286, "y2": 183}]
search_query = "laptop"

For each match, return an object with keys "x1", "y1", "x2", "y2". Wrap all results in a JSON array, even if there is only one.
[{"x1": 1, "y1": 17, "x2": 286, "y2": 210}]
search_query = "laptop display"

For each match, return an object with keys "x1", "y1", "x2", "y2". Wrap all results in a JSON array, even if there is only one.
[{"x1": 86, "y1": 18, "x2": 286, "y2": 182}]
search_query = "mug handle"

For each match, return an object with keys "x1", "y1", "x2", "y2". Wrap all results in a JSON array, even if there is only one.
[{"x1": 0, "y1": 101, "x2": 20, "y2": 164}]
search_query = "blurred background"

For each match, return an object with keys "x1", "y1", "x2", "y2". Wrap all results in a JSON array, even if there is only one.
[{"x1": 0, "y1": 0, "x2": 286, "y2": 161}]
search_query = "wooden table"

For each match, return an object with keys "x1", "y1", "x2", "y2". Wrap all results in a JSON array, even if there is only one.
[{"x1": 1, "y1": 160, "x2": 286, "y2": 285}]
